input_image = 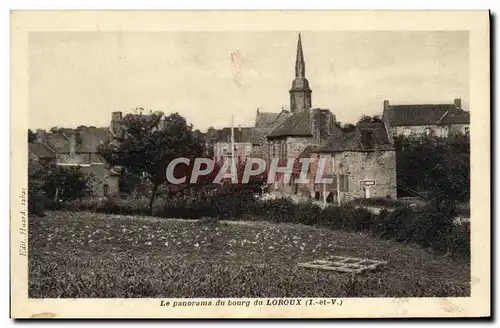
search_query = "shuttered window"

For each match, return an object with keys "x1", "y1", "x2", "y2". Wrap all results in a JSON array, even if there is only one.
[{"x1": 339, "y1": 174, "x2": 349, "y2": 192}]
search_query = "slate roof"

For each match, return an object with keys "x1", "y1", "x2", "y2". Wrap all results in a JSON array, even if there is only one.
[
  {"x1": 28, "y1": 142, "x2": 55, "y2": 159},
  {"x1": 77, "y1": 127, "x2": 112, "y2": 153},
  {"x1": 255, "y1": 112, "x2": 280, "y2": 129},
  {"x1": 213, "y1": 127, "x2": 254, "y2": 143},
  {"x1": 439, "y1": 109, "x2": 470, "y2": 124},
  {"x1": 385, "y1": 104, "x2": 452, "y2": 126},
  {"x1": 268, "y1": 111, "x2": 312, "y2": 138},
  {"x1": 45, "y1": 132, "x2": 70, "y2": 153},
  {"x1": 39, "y1": 127, "x2": 113, "y2": 154},
  {"x1": 386, "y1": 104, "x2": 470, "y2": 126},
  {"x1": 315, "y1": 122, "x2": 394, "y2": 153},
  {"x1": 251, "y1": 110, "x2": 291, "y2": 144},
  {"x1": 297, "y1": 145, "x2": 317, "y2": 158}
]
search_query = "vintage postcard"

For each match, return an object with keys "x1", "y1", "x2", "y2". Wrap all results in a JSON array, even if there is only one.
[{"x1": 11, "y1": 10, "x2": 490, "y2": 318}]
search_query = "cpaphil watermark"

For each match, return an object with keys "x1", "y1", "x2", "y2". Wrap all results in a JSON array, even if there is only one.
[{"x1": 165, "y1": 157, "x2": 335, "y2": 184}]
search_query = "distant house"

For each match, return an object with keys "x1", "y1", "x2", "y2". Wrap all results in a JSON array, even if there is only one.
[
  {"x1": 30, "y1": 126, "x2": 119, "y2": 197},
  {"x1": 382, "y1": 98, "x2": 470, "y2": 140},
  {"x1": 28, "y1": 142, "x2": 56, "y2": 167},
  {"x1": 212, "y1": 126, "x2": 255, "y2": 164},
  {"x1": 110, "y1": 111, "x2": 166, "y2": 137}
]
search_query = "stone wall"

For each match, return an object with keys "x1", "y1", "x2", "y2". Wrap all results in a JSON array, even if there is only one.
[
  {"x1": 448, "y1": 123, "x2": 470, "y2": 135},
  {"x1": 391, "y1": 124, "x2": 468, "y2": 139},
  {"x1": 332, "y1": 150, "x2": 397, "y2": 201},
  {"x1": 80, "y1": 164, "x2": 119, "y2": 197},
  {"x1": 310, "y1": 109, "x2": 336, "y2": 145},
  {"x1": 214, "y1": 142, "x2": 253, "y2": 162},
  {"x1": 286, "y1": 137, "x2": 315, "y2": 158},
  {"x1": 56, "y1": 153, "x2": 91, "y2": 165},
  {"x1": 392, "y1": 125, "x2": 446, "y2": 138},
  {"x1": 251, "y1": 143, "x2": 268, "y2": 161}
]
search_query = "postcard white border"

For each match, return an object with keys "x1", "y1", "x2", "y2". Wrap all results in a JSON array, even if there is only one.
[{"x1": 10, "y1": 10, "x2": 490, "y2": 318}]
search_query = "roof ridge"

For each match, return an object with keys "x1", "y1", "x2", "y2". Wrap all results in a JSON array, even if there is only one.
[
  {"x1": 436, "y1": 110, "x2": 450, "y2": 124},
  {"x1": 38, "y1": 140, "x2": 57, "y2": 154}
]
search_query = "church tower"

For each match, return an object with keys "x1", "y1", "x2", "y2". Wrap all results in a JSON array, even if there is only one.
[{"x1": 289, "y1": 33, "x2": 312, "y2": 113}]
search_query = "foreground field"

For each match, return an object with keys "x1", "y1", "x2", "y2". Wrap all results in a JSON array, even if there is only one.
[{"x1": 29, "y1": 211, "x2": 470, "y2": 298}]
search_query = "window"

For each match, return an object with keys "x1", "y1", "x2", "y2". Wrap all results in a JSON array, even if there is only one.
[
  {"x1": 339, "y1": 174, "x2": 349, "y2": 192},
  {"x1": 361, "y1": 131, "x2": 373, "y2": 149},
  {"x1": 103, "y1": 184, "x2": 109, "y2": 197},
  {"x1": 464, "y1": 127, "x2": 470, "y2": 136}
]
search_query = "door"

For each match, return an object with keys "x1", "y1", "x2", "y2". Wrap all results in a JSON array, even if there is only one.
[{"x1": 364, "y1": 185, "x2": 371, "y2": 199}]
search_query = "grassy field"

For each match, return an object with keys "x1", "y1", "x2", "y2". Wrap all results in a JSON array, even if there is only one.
[{"x1": 29, "y1": 211, "x2": 470, "y2": 298}]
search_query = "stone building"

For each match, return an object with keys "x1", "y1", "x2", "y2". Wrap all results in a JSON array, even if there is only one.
[
  {"x1": 30, "y1": 126, "x2": 120, "y2": 197},
  {"x1": 255, "y1": 34, "x2": 397, "y2": 202},
  {"x1": 382, "y1": 98, "x2": 470, "y2": 140},
  {"x1": 250, "y1": 108, "x2": 290, "y2": 159},
  {"x1": 266, "y1": 34, "x2": 342, "y2": 159},
  {"x1": 212, "y1": 126, "x2": 254, "y2": 163},
  {"x1": 311, "y1": 122, "x2": 397, "y2": 203}
]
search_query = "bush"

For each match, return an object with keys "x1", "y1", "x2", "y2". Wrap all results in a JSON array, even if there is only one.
[
  {"x1": 28, "y1": 192, "x2": 48, "y2": 216},
  {"x1": 257, "y1": 198, "x2": 297, "y2": 223},
  {"x1": 371, "y1": 206, "x2": 413, "y2": 241},
  {"x1": 410, "y1": 205, "x2": 454, "y2": 253},
  {"x1": 339, "y1": 205, "x2": 373, "y2": 232},
  {"x1": 348, "y1": 197, "x2": 405, "y2": 208},
  {"x1": 294, "y1": 201, "x2": 323, "y2": 226},
  {"x1": 446, "y1": 222, "x2": 470, "y2": 260},
  {"x1": 95, "y1": 197, "x2": 150, "y2": 216},
  {"x1": 370, "y1": 204, "x2": 463, "y2": 258}
]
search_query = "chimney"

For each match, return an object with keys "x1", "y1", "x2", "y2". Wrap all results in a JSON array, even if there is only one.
[
  {"x1": 383, "y1": 100, "x2": 389, "y2": 109},
  {"x1": 256, "y1": 108, "x2": 260, "y2": 115},
  {"x1": 68, "y1": 132, "x2": 76, "y2": 157},
  {"x1": 454, "y1": 98, "x2": 462, "y2": 109},
  {"x1": 309, "y1": 108, "x2": 321, "y2": 144},
  {"x1": 36, "y1": 129, "x2": 47, "y2": 143},
  {"x1": 112, "y1": 111, "x2": 123, "y2": 121},
  {"x1": 111, "y1": 111, "x2": 123, "y2": 135}
]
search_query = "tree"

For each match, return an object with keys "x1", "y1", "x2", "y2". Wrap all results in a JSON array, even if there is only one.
[
  {"x1": 395, "y1": 134, "x2": 470, "y2": 209},
  {"x1": 28, "y1": 129, "x2": 37, "y2": 143},
  {"x1": 341, "y1": 123, "x2": 356, "y2": 133},
  {"x1": 335, "y1": 121, "x2": 357, "y2": 133},
  {"x1": 98, "y1": 109, "x2": 206, "y2": 213},
  {"x1": 357, "y1": 115, "x2": 382, "y2": 124},
  {"x1": 41, "y1": 166, "x2": 93, "y2": 204}
]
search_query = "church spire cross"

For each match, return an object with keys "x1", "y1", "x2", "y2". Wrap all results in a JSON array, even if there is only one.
[{"x1": 295, "y1": 33, "x2": 305, "y2": 78}]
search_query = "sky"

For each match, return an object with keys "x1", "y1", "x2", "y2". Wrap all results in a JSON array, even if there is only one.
[{"x1": 29, "y1": 31, "x2": 469, "y2": 131}]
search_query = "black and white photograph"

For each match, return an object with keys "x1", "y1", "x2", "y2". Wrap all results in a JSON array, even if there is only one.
[{"x1": 11, "y1": 10, "x2": 490, "y2": 318}]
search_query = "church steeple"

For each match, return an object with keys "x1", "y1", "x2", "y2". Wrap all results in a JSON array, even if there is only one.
[
  {"x1": 289, "y1": 33, "x2": 312, "y2": 113},
  {"x1": 295, "y1": 33, "x2": 305, "y2": 78}
]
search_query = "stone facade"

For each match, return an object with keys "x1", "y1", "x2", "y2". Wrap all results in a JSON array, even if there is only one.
[
  {"x1": 258, "y1": 34, "x2": 396, "y2": 203},
  {"x1": 383, "y1": 99, "x2": 470, "y2": 140},
  {"x1": 268, "y1": 136, "x2": 314, "y2": 159},
  {"x1": 214, "y1": 141, "x2": 253, "y2": 163},
  {"x1": 329, "y1": 150, "x2": 397, "y2": 201},
  {"x1": 32, "y1": 125, "x2": 120, "y2": 197}
]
